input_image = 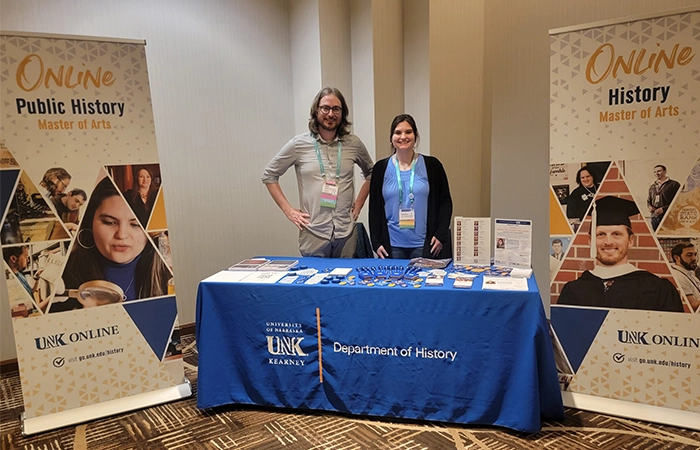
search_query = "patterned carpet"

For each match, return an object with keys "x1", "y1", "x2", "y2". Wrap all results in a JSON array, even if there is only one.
[{"x1": 1, "y1": 335, "x2": 699, "y2": 450}]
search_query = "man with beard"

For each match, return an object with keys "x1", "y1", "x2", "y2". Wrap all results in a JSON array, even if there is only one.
[
  {"x1": 670, "y1": 242, "x2": 700, "y2": 312},
  {"x1": 3, "y1": 246, "x2": 36, "y2": 298},
  {"x1": 557, "y1": 196, "x2": 683, "y2": 312},
  {"x1": 647, "y1": 164, "x2": 680, "y2": 231},
  {"x1": 262, "y1": 87, "x2": 374, "y2": 257}
]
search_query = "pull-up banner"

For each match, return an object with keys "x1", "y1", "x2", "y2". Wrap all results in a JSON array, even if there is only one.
[
  {"x1": 548, "y1": 8, "x2": 700, "y2": 430},
  {"x1": 0, "y1": 32, "x2": 190, "y2": 435}
]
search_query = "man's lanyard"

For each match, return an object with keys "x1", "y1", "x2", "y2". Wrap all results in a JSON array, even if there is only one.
[
  {"x1": 313, "y1": 139, "x2": 342, "y2": 182},
  {"x1": 392, "y1": 153, "x2": 417, "y2": 207}
]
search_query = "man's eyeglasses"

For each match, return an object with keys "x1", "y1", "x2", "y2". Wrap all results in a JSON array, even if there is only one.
[
  {"x1": 319, "y1": 106, "x2": 342, "y2": 115},
  {"x1": 53, "y1": 179, "x2": 67, "y2": 191}
]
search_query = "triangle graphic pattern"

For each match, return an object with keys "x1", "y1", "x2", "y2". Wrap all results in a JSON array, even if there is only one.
[
  {"x1": 657, "y1": 158, "x2": 700, "y2": 235},
  {"x1": 123, "y1": 296, "x2": 178, "y2": 360},
  {"x1": 147, "y1": 189, "x2": 168, "y2": 231},
  {"x1": 551, "y1": 306, "x2": 609, "y2": 373},
  {"x1": 551, "y1": 162, "x2": 683, "y2": 310},
  {"x1": 0, "y1": 168, "x2": 20, "y2": 224},
  {"x1": 549, "y1": 187, "x2": 573, "y2": 235},
  {"x1": 1, "y1": 169, "x2": 69, "y2": 245}
]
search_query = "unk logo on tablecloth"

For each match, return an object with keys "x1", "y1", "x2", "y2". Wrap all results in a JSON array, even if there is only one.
[
  {"x1": 266, "y1": 336, "x2": 308, "y2": 357},
  {"x1": 264, "y1": 320, "x2": 312, "y2": 366}
]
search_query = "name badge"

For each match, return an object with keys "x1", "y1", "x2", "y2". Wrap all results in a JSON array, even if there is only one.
[
  {"x1": 654, "y1": 194, "x2": 660, "y2": 205},
  {"x1": 399, "y1": 208, "x2": 416, "y2": 229},
  {"x1": 320, "y1": 181, "x2": 338, "y2": 209}
]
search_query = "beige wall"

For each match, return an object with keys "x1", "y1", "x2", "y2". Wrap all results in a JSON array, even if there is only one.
[
  {"x1": 371, "y1": 0, "x2": 405, "y2": 159},
  {"x1": 403, "y1": 0, "x2": 430, "y2": 158},
  {"x1": 430, "y1": 1, "x2": 485, "y2": 220}
]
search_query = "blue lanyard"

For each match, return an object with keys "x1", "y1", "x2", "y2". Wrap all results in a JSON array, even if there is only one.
[
  {"x1": 313, "y1": 139, "x2": 342, "y2": 182},
  {"x1": 392, "y1": 153, "x2": 416, "y2": 206}
]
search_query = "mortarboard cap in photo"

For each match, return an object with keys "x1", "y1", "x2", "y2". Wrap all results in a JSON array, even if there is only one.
[
  {"x1": 588, "y1": 196, "x2": 640, "y2": 258},
  {"x1": 588, "y1": 196, "x2": 640, "y2": 228}
]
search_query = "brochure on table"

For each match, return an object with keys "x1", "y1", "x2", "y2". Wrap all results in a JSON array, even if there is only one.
[
  {"x1": 453, "y1": 217, "x2": 491, "y2": 266},
  {"x1": 211, "y1": 252, "x2": 536, "y2": 294},
  {"x1": 493, "y1": 219, "x2": 532, "y2": 269}
]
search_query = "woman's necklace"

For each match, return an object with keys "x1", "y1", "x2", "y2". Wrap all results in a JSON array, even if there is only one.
[
  {"x1": 397, "y1": 150, "x2": 416, "y2": 170},
  {"x1": 121, "y1": 277, "x2": 135, "y2": 300},
  {"x1": 106, "y1": 276, "x2": 135, "y2": 300},
  {"x1": 581, "y1": 184, "x2": 595, "y2": 201}
]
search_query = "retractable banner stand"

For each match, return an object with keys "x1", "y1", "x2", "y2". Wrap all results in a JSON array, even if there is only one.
[
  {"x1": 0, "y1": 32, "x2": 190, "y2": 435},
  {"x1": 548, "y1": 9, "x2": 700, "y2": 429}
]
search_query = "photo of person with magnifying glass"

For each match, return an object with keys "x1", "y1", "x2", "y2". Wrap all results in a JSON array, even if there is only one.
[{"x1": 50, "y1": 176, "x2": 171, "y2": 313}]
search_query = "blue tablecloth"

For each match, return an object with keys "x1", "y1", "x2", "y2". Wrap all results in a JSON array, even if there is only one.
[{"x1": 196, "y1": 257, "x2": 564, "y2": 433}]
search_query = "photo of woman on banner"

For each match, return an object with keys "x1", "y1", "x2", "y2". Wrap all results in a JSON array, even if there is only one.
[
  {"x1": 369, "y1": 114, "x2": 453, "y2": 259},
  {"x1": 124, "y1": 166, "x2": 159, "y2": 227},
  {"x1": 557, "y1": 196, "x2": 683, "y2": 312},
  {"x1": 565, "y1": 165, "x2": 600, "y2": 228},
  {"x1": 50, "y1": 176, "x2": 171, "y2": 313}
]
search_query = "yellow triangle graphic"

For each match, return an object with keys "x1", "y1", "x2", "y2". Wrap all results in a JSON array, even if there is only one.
[
  {"x1": 550, "y1": 187, "x2": 573, "y2": 235},
  {"x1": 0, "y1": 146, "x2": 20, "y2": 168},
  {"x1": 147, "y1": 189, "x2": 168, "y2": 231}
]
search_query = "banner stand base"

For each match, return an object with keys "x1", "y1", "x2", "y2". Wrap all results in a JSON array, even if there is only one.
[
  {"x1": 21, "y1": 379, "x2": 192, "y2": 436},
  {"x1": 562, "y1": 391, "x2": 700, "y2": 431}
]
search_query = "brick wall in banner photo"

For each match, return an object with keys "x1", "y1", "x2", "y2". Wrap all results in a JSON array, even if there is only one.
[{"x1": 551, "y1": 164, "x2": 678, "y2": 304}]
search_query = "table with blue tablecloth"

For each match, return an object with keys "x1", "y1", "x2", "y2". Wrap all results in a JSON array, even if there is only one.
[{"x1": 196, "y1": 257, "x2": 564, "y2": 433}]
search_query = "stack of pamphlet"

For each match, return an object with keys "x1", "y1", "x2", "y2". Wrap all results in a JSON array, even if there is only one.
[
  {"x1": 228, "y1": 258, "x2": 299, "y2": 271},
  {"x1": 262, "y1": 260, "x2": 299, "y2": 271},
  {"x1": 425, "y1": 274, "x2": 444, "y2": 286},
  {"x1": 228, "y1": 258, "x2": 270, "y2": 271},
  {"x1": 452, "y1": 277, "x2": 474, "y2": 289}
]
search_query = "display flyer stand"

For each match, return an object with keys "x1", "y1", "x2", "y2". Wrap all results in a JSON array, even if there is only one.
[
  {"x1": 548, "y1": 8, "x2": 700, "y2": 430},
  {"x1": 0, "y1": 31, "x2": 190, "y2": 435}
]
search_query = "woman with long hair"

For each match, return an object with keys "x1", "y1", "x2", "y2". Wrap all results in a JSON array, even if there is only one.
[
  {"x1": 53, "y1": 177, "x2": 170, "y2": 312},
  {"x1": 124, "y1": 166, "x2": 158, "y2": 227},
  {"x1": 369, "y1": 114, "x2": 453, "y2": 259}
]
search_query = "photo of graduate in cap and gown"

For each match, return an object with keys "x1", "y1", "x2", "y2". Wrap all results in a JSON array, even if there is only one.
[{"x1": 557, "y1": 196, "x2": 683, "y2": 313}]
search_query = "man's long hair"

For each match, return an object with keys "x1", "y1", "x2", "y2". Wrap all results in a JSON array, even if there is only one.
[
  {"x1": 40, "y1": 167, "x2": 72, "y2": 196},
  {"x1": 308, "y1": 87, "x2": 352, "y2": 138}
]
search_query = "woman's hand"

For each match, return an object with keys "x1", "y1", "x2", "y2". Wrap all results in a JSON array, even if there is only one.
[
  {"x1": 351, "y1": 202, "x2": 362, "y2": 221},
  {"x1": 430, "y1": 237, "x2": 443, "y2": 257},
  {"x1": 376, "y1": 245, "x2": 388, "y2": 259}
]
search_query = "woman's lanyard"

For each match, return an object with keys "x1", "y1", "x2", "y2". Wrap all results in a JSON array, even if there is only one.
[
  {"x1": 393, "y1": 153, "x2": 417, "y2": 229},
  {"x1": 314, "y1": 139, "x2": 342, "y2": 209}
]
